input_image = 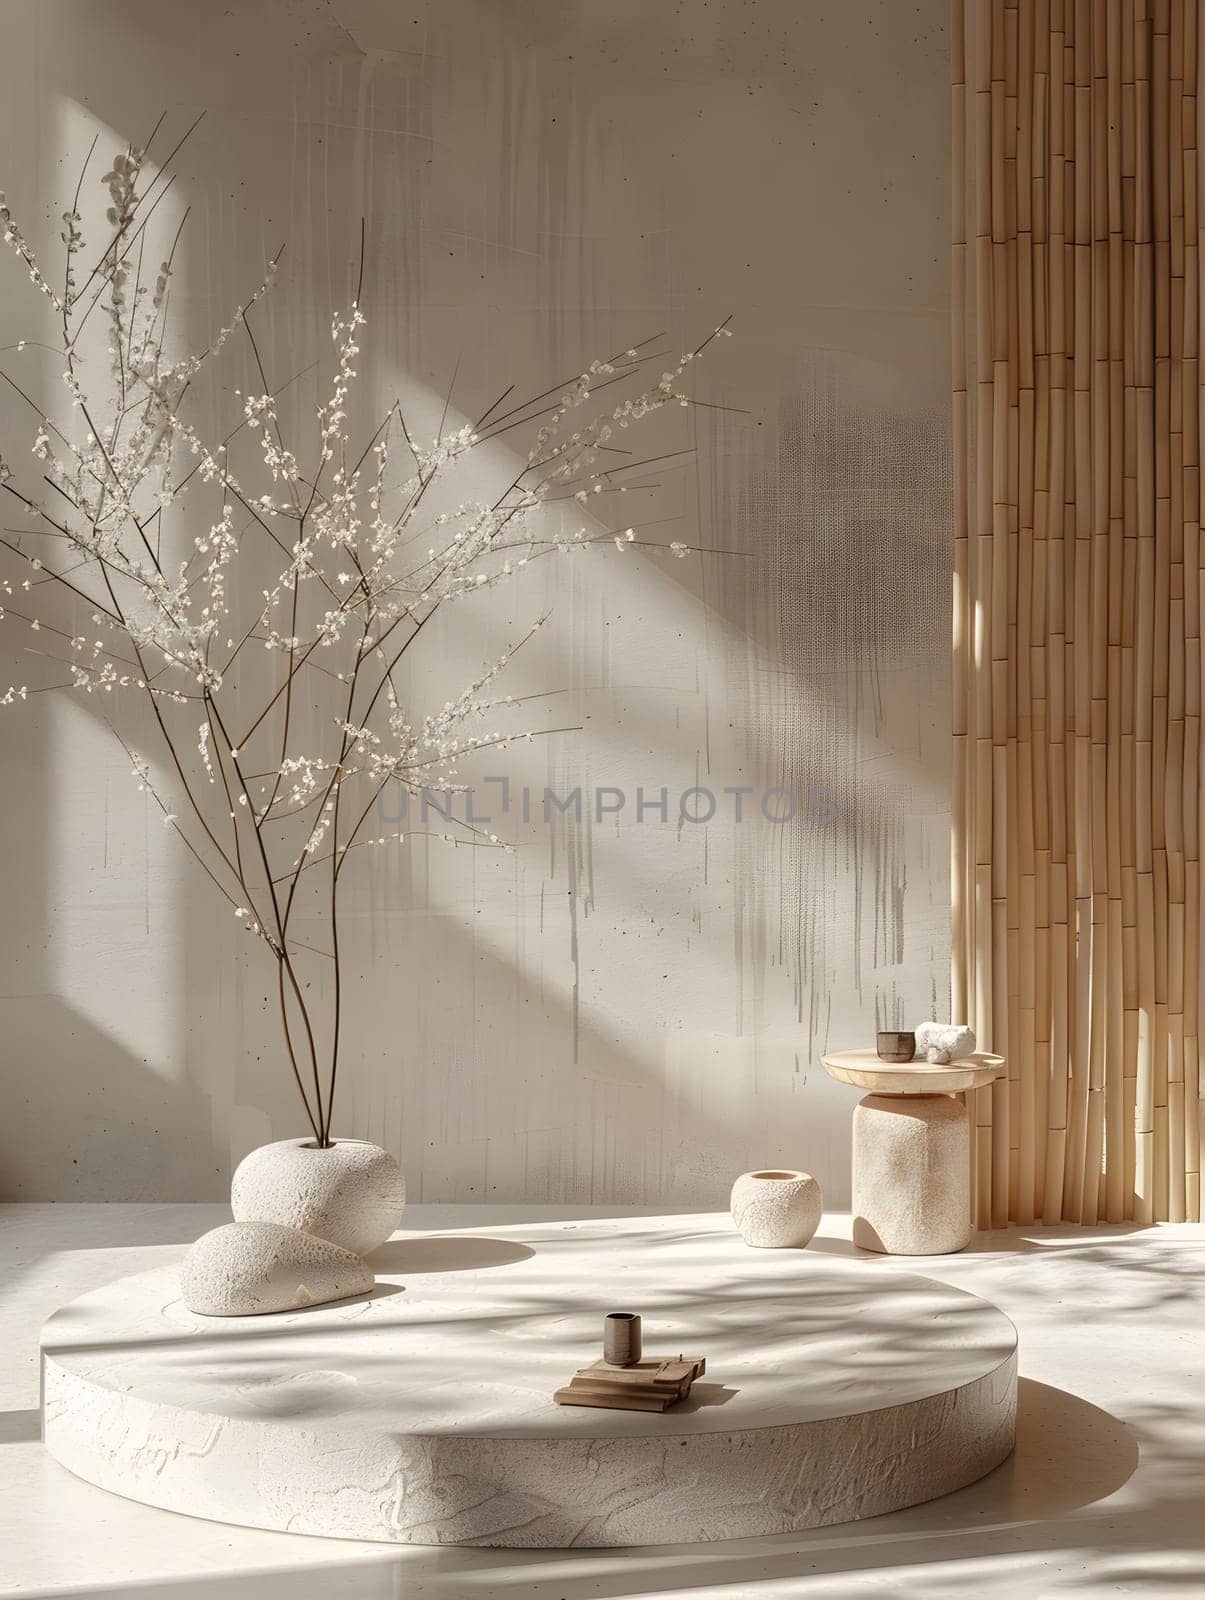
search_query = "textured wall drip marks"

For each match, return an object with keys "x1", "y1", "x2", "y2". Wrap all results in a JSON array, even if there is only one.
[{"x1": 718, "y1": 359, "x2": 951, "y2": 1065}]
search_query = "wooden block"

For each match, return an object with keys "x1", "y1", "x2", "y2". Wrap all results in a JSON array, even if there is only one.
[
  {"x1": 565, "y1": 1377, "x2": 683, "y2": 1402},
  {"x1": 565, "y1": 1378, "x2": 688, "y2": 1404},
  {"x1": 576, "y1": 1356, "x2": 706, "y2": 1387},
  {"x1": 555, "y1": 1354, "x2": 708, "y2": 1411},
  {"x1": 553, "y1": 1386, "x2": 673, "y2": 1413}
]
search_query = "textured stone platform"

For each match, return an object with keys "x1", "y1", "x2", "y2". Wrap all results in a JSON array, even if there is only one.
[{"x1": 41, "y1": 1215, "x2": 1017, "y2": 1547}]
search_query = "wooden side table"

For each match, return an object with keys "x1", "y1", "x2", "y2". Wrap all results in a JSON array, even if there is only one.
[{"x1": 822, "y1": 1050, "x2": 1006, "y2": 1254}]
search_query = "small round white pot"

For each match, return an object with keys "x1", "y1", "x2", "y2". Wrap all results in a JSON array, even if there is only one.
[
  {"x1": 231, "y1": 1138, "x2": 405, "y2": 1257},
  {"x1": 730, "y1": 1168, "x2": 822, "y2": 1249}
]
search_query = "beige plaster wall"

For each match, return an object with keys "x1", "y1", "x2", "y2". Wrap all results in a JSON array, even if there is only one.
[{"x1": 0, "y1": 0, "x2": 951, "y2": 1203}]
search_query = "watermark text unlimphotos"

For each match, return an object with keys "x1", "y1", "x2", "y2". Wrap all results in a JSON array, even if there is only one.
[{"x1": 376, "y1": 778, "x2": 837, "y2": 830}]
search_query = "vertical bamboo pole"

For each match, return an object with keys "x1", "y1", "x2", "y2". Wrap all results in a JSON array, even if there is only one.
[
  {"x1": 989, "y1": 0, "x2": 1013, "y2": 1229},
  {"x1": 1001, "y1": 0, "x2": 1024, "y2": 1224},
  {"x1": 973, "y1": 0, "x2": 999, "y2": 1228},
  {"x1": 1060, "y1": 0, "x2": 1089, "y2": 1222},
  {"x1": 1016, "y1": 0, "x2": 1039, "y2": 1224},
  {"x1": 1121, "y1": 0, "x2": 1140, "y2": 1219},
  {"x1": 1101, "y1": 0, "x2": 1127, "y2": 1222},
  {"x1": 952, "y1": 2, "x2": 975, "y2": 1233},
  {"x1": 1078, "y1": 0, "x2": 1106, "y2": 1224},
  {"x1": 1151, "y1": 0, "x2": 1172, "y2": 1222},
  {"x1": 1133, "y1": 0, "x2": 1157, "y2": 1222},
  {"x1": 1033, "y1": 0, "x2": 1054, "y2": 1217},
  {"x1": 1184, "y1": 0, "x2": 1202, "y2": 1221},
  {"x1": 1044, "y1": 0, "x2": 1070, "y2": 1220},
  {"x1": 1165, "y1": 0, "x2": 1188, "y2": 1221},
  {"x1": 953, "y1": 0, "x2": 971, "y2": 1045}
]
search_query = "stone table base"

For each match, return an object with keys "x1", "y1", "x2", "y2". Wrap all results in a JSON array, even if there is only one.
[
  {"x1": 41, "y1": 1216, "x2": 1017, "y2": 1547},
  {"x1": 853, "y1": 1092, "x2": 971, "y2": 1253}
]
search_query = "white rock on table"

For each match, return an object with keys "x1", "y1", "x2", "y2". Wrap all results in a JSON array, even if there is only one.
[
  {"x1": 180, "y1": 1221, "x2": 373, "y2": 1316},
  {"x1": 913, "y1": 1021, "x2": 976, "y2": 1065}
]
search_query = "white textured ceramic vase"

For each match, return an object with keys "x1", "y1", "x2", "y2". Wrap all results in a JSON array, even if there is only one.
[
  {"x1": 231, "y1": 1138, "x2": 406, "y2": 1256},
  {"x1": 730, "y1": 1169, "x2": 822, "y2": 1249}
]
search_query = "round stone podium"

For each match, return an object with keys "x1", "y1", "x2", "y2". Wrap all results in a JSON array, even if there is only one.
[{"x1": 41, "y1": 1215, "x2": 1017, "y2": 1547}]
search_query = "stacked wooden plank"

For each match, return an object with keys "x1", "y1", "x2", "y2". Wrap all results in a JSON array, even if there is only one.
[
  {"x1": 554, "y1": 1356, "x2": 706, "y2": 1412},
  {"x1": 952, "y1": 0, "x2": 1202, "y2": 1224}
]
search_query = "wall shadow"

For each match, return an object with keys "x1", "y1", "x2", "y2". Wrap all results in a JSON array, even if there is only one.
[
  {"x1": 1, "y1": 1000, "x2": 222, "y2": 1201},
  {"x1": 0, "y1": 1408, "x2": 41, "y2": 1444}
]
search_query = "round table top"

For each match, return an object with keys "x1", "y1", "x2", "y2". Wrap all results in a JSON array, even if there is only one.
[
  {"x1": 41, "y1": 1214, "x2": 1014, "y2": 1441},
  {"x1": 822, "y1": 1048, "x2": 1006, "y2": 1095}
]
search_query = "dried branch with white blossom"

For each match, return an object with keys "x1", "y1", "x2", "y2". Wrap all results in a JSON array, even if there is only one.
[{"x1": 0, "y1": 132, "x2": 730, "y2": 1143}]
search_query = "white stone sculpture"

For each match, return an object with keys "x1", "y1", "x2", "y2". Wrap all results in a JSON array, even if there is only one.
[
  {"x1": 913, "y1": 1021, "x2": 976, "y2": 1065},
  {"x1": 231, "y1": 1137, "x2": 406, "y2": 1256},
  {"x1": 180, "y1": 1221, "x2": 374, "y2": 1316},
  {"x1": 730, "y1": 1169, "x2": 822, "y2": 1248}
]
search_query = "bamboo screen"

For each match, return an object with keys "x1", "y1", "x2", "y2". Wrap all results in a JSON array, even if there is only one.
[{"x1": 951, "y1": 0, "x2": 1202, "y2": 1224}]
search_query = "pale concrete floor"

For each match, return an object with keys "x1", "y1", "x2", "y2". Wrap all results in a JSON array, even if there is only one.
[{"x1": 2, "y1": 1202, "x2": 1202, "y2": 1598}]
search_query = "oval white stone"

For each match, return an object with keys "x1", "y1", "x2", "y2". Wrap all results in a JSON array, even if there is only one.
[
  {"x1": 230, "y1": 1137, "x2": 406, "y2": 1256},
  {"x1": 180, "y1": 1221, "x2": 373, "y2": 1316}
]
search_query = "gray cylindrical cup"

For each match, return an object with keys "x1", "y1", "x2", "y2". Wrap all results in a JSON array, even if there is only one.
[{"x1": 603, "y1": 1311, "x2": 642, "y2": 1366}]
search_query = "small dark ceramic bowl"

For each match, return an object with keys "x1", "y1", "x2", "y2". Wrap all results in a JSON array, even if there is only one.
[{"x1": 876, "y1": 1030, "x2": 916, "y2": 1063}]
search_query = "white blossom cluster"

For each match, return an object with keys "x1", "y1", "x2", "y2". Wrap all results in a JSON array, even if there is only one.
[{"x1": 0, "y1": 140, "x2": 729, "y2": 1140}]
